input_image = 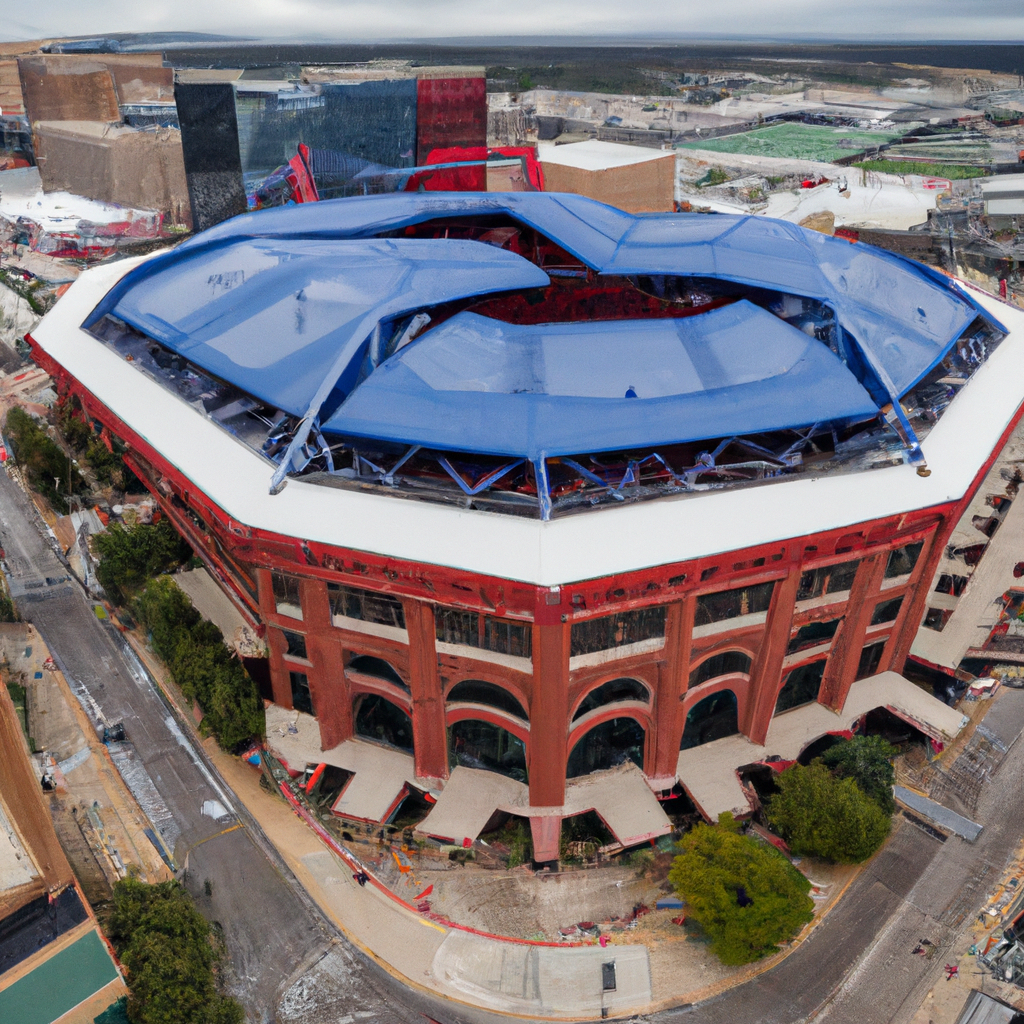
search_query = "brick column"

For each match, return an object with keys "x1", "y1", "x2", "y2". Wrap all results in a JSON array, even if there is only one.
[
  {"x1": 404, "y1": 600, "x2": 448, "y2": 784},
  {"x1": 887, "y1": 529, "x2": 943, "y2": 674},
  {"x1": 648, "y1": 599, "x2": 693, "y2": 788},
  {"x1": 528, "y1": 610, "x2": 571, "y2": 863},
  {"x1": 745, "y1": 570, "x2": 801, "y2": 746},
  {"x1": 818, "y1": 553, "x2": 886, "y2": 712},
  {"x1": 256, "y1": 568, "x2": 292, "y2": 708},
  {"x1": 299, "y1": 578, "x2": 351, "y2": 751}
]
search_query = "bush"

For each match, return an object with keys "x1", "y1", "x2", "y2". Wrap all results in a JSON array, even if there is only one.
[
  {"x1": 821, "y1": 735, "x2": 898, "y2": 814},
  {"x1": 668, "y1": 819, "x2": 815, "y2": 965},
  {"x1": 134, "y1": 577, "x2": 264, "y2": 750},
  {"x1": 94, "y1": 521, "x2": 193, "y2": 607},
  {"x1": 767, "y1": 762, "x2": 891, "y2": 863},
  {"x1": 4, "y1": 406, "x2": 86, "y2": 513},
  {"x1": 107, "y1": 878, "x2": 243, "y2": 1024}
]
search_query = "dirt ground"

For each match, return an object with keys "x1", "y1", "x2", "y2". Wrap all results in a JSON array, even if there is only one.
[
  {"x1": 384, "y1": 859, "x2": 666, "y2": 940},
  {"x1": 0, "y1": 622, "x2": 170, "y2": 918},
  {"x1": 0, "y1": 658, "x2": 74, "y2": 893}
]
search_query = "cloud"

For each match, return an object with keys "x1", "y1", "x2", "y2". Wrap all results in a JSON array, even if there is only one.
[{"x1": 8, "y1": 0, "x2": 1024, "y2": 42}]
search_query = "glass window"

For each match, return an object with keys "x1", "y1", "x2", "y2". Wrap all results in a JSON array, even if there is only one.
[
  {"x1": 923, "y1": 607, "x2": 952, "y2": 632},
  {"x1": 934, "y1": 574, "x2": 968, "y2": 597},
  {"x1": 787, "y1": 619, "x2": 841, "y2": 654},
  {"x1": 694, "y1": 583, "x2": 774, "y2": 628},
  {"x1": 447, "y1": 680, "x2": 528, "y2": 720},
  {"x1": 435, "y1": 609, "x2": 532, "y2": 658},
  {"x1": 329, "y1": 583, "x2": 405, "y2": 629},
  {"x1": 282, "y1": 630, "x2": 307, "y2": 660},
  {"x1": 272, "y1": 573, "x2": 302, "y2": 618},
  {"x1": 688, "y1": 651, "x2": 752, "y2": 689},
  {"x1": 797, "y1": 560, "x2": 859, "y2": 601},
  {"x1": 566, "y1": 718, "x2": 645, "y2": 778},
  {"x1": 775, "y1": 659, "x2": 826, "y2": 714},
  {"x1": 885, "y1": 541, "x2": 924, "y2": 579},
  {"x1": 856, "y1": 642, "x2": 886, "y2": 680},
  {"x1": 570, "y1": 606, "x2": 666, "y2": 657},
  {"x1": 573, "y1": 678, "x2": 650, "y2": 721},
  {"x1": 679, "y1": 690, "x2": 739, "y2": 750},
  {"x1": 347, "y1": 655, "x2": 408, "y2": 691},
  {"x1": 290, "y1": 671, "x2": 313, "y2": 715},
  {"x1": 449, "y1": 719, "x2": 527, "y2": 781},
  {"x1": 355, "y1": 694, "x2": 413, "y2": 751},
  {"x1": 870, "y1": 597, "x2": 904, "y2": 626}
]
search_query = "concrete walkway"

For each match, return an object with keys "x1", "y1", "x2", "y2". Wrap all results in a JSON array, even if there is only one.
[
  {"x1": 677, "y1": 672, "x2": 968, "y2": 819},
  {"x1": 211, "y1": 748, "x2": 659, "y2": 1020},
  {"x1": 265, "y1": 705, "x2": 422, "y2": 822},
  {"x1": 420, "y1": 761, "x2": 672, "y2": 848}
]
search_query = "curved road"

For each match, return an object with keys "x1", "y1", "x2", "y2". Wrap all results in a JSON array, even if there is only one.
[{"x1": 2, "y1": 460, "x2": 1022, "y2": 1024}]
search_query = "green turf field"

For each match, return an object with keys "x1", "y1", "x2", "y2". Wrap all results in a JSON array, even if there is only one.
[
  {"x1": 677, "y1": 122, "x2": 906, "y2": 163},
  {"x1": 0, "y1": 929, "x2": 119, "y2": 1024}
]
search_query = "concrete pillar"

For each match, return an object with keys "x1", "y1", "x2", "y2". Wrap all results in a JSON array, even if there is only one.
[
  {"x1": 299, "y1": 578, "x2": 351, "y2": 751},
  {"x1": 404, "y1": 600, "x2": 448, "y2": 784},
  {"x1": 529, "y1": 815, "x2": 561, "y2": 866},
  {"x1": 745, "y1": 570, "x2": 801, "y2": 745},
  {"x1": 648, "y1": 599, "x2": 693, "y2": 788},
  {"x1": 818, "y1": 552, "x2": 886, "y2": 712}
]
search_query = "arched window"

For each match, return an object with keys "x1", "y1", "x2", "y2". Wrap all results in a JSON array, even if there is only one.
[
  {"x1": 688, "y1": 651, "x2": 752, "y2": 689},
  {"x1": 573, "y1": 678, "x2": 650, "y2": 721},
  {"x1": 447, "y1": 680, "x2": 528, "y2": 721},
  {"x1": 775, "y1": 659, "x2": 826, "y2": 715},
  {"x1": 680, "y1": 690, "x2": 739, "y2": 750},
  {"x1": 449, "y1": 720, "x2": 527, "y2": 781},
  {"x1": 354, "y1": 694, "x2": 414, "y2": 751},
  {"x1": 348, "y1": 655, "x2": 409, "y2": 692},
  {"x1": 567, "y1": 718, "x2": 645, "y2": 779}
]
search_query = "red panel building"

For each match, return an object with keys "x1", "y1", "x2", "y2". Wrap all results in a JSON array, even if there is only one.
[{"x1": 28, "y1": 193, "x2": 1022, "y2": 862}]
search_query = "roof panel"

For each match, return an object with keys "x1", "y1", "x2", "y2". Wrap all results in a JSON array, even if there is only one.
[
  {"x1": 107, "y1": 237, "x2": 549, "y2": 415},
  {"x1": 325, "y1": 301, "x2": 878, "y2": 457}
]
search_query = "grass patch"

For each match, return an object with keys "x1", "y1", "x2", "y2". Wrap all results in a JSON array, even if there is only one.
[
  {"x1": 853, "y1": 159, "x2": 987, "y2": 179},
  {"x1": 5, "y1": 680, "x2": 29, "y2": 743},
  {"x1": 679, "y1": 122, "x2": 904, "y2": 163}
]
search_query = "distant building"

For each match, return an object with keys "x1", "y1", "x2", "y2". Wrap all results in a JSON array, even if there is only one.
[
  {"x1": 539, "y1": 139, "x2": 676, "y2": 213},
  {"x1": 30, "y1": 193, "x2": 1017, "y2": 862},
  {"x1": 982, "y1": 173, "x2": 1024, "y2": 229}
]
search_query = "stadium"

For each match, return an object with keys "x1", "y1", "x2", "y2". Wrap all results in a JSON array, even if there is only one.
[{"x1": 27, "y1": 191, "x2": 1016, "y2": 862}]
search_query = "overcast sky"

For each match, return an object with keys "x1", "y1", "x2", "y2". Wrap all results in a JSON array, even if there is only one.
[{"x1": 7, "y1": 0, "x2": 1024, "y2": 44}]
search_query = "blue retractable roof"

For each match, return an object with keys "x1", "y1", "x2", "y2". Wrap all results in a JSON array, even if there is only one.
[
  {"x1": 101, "y1": 237, "x2": 549, "y2": 416},
  {"x1": 86, "y1": 192, "x2": 995, "y2": 470},
  {"x1": 325, "y1": 301, "x2": 879, "y2": 459}
]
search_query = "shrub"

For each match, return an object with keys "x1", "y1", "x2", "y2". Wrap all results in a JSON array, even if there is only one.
[
  {"x1": 107, "y1": 878, "x2": 243, "y2": 1024},
  {"x1": 94, "y1": 521, "x2": 192, "y2": 607},
  {"x1": 4, "y1": 406, "x2": 85, "y2": 512},
  {"x1": 134, "y1": 577, "x2": 264, "y2": 751},
  {"x1": 668, "y1": 820, "x2": 814, "y2": 965},
  {"x1": 821, "y1": 734, "x2": 898, "y2": 814},
  {"x1": 767, "y1": 761, "x2": 891, "y2": 863}
]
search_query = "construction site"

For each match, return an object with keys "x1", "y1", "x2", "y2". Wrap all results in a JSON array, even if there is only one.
[{"x1": 4, "y1": 30, "x2": 1024, "y2": 1024}]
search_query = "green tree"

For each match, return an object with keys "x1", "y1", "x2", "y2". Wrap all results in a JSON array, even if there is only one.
[
  {"x1": 767, "y1": 762, "x2": 891, "y2": 864},
  {"x1": 134, "y1": 577, "x2": 264, "y2": 751},
  {"x1": 821, "y1": 735, "x2": 898, "y2": 814},
  {"x1": 4, "y1": 406, "x2": 85, "y2": 512},
  {"x1": 107, "y1": 878, "x2": 243, "y2": 1024},
  {"x1": 94, "y1": 521, "x2": 192, "y2": 606},
  {"x1": 668, "y1": 820, "x2": 815, "y2": 965}
]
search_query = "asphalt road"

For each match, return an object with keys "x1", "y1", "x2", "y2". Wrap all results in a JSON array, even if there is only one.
[
  {"x1": 0, "y1": 466, "x2": 435, "y2": 1024},
  {"x1": 649, "y1": 690, "x2": 1024, "y2": 1024},
  {"x1": 3, "y1": 457, "x2": 1023, "y2": 1024}
]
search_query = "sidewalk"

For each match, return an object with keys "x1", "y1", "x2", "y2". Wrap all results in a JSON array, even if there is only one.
[{"x1": 117, "y1": 626, "x2": 863, "y2": 1019}]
